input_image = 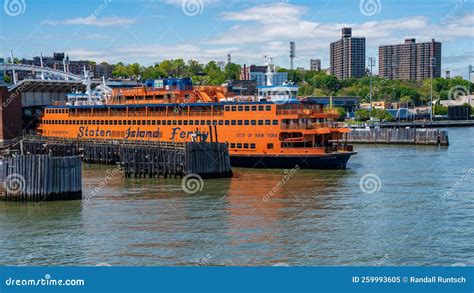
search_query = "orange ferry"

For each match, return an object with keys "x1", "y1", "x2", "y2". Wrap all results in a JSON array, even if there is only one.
[{"x1": 37, "y1": 78, "x2": 356, "y2": 169}]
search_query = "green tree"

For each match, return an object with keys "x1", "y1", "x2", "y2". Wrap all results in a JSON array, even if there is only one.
[
  {"x1": 399, "y1": 96, "x2": 412, "y2": 107},
  {"x1": 224, "y1": 63, "x2": 241, "y2": 81}
]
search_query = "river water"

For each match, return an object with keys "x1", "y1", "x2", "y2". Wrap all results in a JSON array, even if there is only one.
[{"x1": 1, "y1": 128, "x2": 473, "y2": 266}]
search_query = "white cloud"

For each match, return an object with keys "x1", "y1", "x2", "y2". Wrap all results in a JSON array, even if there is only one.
[
  {"x1": 42, "y1": 17, "x2": 135, "y2": 27},
  {"x1": 223, "y1": 3, "x2": 306, "y2": 22}
]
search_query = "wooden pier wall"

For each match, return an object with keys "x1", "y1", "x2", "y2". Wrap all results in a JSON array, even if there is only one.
[
  {"x1": 346, "y1": 128, "x2": 449, "y2": 146},
  {"x1": 0, "y1": 155, "x2": 82, "y2": 201},
  {"x1": 17, "y1": 136, "x2": 232, "y2": 179}
]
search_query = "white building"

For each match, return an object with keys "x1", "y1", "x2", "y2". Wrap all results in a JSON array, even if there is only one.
[{"x1": 249, "y1": 71, "x2": 288, "y2": 86}]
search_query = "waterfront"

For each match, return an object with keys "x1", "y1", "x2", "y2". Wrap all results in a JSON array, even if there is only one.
[{"x1": 0, "y1": 127, "x2": 473, "y2": 266}]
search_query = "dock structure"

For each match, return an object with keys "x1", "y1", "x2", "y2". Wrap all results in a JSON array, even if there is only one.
[
  {"x1": 15, "y1": 135, "x2": 232, "y2": 179},
  {"x1": 346, "y1": 128, "x2": 449, "y2": 146},
  {"x1": 0, "y1": 155, "x2": 82, "y2": 201}
]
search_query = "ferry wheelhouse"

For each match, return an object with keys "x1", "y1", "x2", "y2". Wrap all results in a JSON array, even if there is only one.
[{"x1": 37, "y1": 76, "x2": 356, "y2": 169}]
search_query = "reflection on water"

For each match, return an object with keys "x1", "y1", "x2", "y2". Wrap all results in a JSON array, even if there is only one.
[{"x1": 0, "y1": 128, "x2": 473, "y2": 266}]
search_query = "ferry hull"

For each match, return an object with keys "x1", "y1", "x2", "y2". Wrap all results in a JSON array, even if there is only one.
[{"x1": 230, "y1": 152, "x2": 356, "y2": 169}]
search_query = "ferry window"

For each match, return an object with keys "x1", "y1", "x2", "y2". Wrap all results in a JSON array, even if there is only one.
[
  {"x1": 244, "y1": 143, "x2": 249, "y2": 149},
  {"x1": 237, "y1": 120, "x2": 243, "y2": 126},
  {"x1": 272, "y1": 120, "x2": 278, "y2": 125},
  {"x1": 119, "y1": 120, "x2": 123, "y2": 125},
  {"x1": 101, "y1": 120, "x2": 105, "y2": 125},
  {"x1": 218, "y1": 120, "x2": 223, "y2": 125},
  {"x1": 250, "y1": 143, "x2": 256, "y2": 149},
  {"x1": 212, "y1": 120, "x2": 217, "y2": 126},
  {"x1": 231, "y1": 120, "x2": 236, "y2": 126},
  {"x1": 225, "y1": 106, "x2": 230, "y2": 111},
  {"x1": 206, "y1": 120, "x2": 211, "y2": 125},
  {"x1": 265, "y1": 105, "x2": 271, "y2": 111},
  {"x1": 200, "y1": 120, "x2": 205, "y2": 126},
  {"x1": 237, "y1": 143, "x2": 242, "y2": 149},
  {"x1": 167, "y1": 120, "x2": 172, "y2": 125},
  {"x1": 189, "y1": 120, "x2": 194, "y2": 126},
  {"x1": 230, "y1": 143, "x2": 236, "y2": 148},
  {"x1": 258, "y1": 120, "x2": 263, "y2": 125},
  {"x1": 105, "y1": 120, "x2": 109, "y2": 125},
  {"x1": 114, "y1": 120, "x2": 118, "y2": 125},
  {"x1": 251, "y1": 120, "x2": 256, "y2": 126},
  {"x1": 258, "y1": 106, "x2": 264, "y2": 111},
  {"x1": 156, "y1": 120, "x2": 160, "y2": 125},
  {"x1": 267, "y1": 143, "x2": 274, "y2": 149},
  {"x1": 244, "y1": 106, "x2": 250, "y2": 111},
  {"x1": 265, "y1": 120, "x2": 271, "y2": 125},
  {"x1": 183, "y1": 120, "x2": 188, "y2": 126},
  {"x1": 238, "y1": 106, "x2": 243, "y2": 111},
  {"x1": 231, "y1": 106, "x2": 236, "y2": 111},
  {"x1": 194, "y1": 120, "x2": 199, "y2": 125},
  {"x1": 152, "y1": 120, "x2": 156, "y2": 125},
  {"x1": 137, "y1": 120, "x2": 141, "y2": 125},
  {"x1": 178, "y1": 120, "x2": 182, "y2": 125},
  {"x1": 225, "y1": 120, "x2": 230, "y2": 125},
  {"x1": 244, "y1": 120, "x2": 249, "y2": 126},
  {"x1": 251, "y1": 106, "x2": 257, "y2": 111},
  {"x1": 172, "y1": 120, "x2": 177, "y2": 125}
]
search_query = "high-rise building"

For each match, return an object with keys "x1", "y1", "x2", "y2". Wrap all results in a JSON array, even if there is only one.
[
  {"x1": 329, "y1": 28, "x2": 366, "y2": 79},
  {"x1": 378, "y1": 38, "x2": 441, "y2": 81},
  {"x1": 310, "y1": 59, "x2": 321, "y2": 71}
]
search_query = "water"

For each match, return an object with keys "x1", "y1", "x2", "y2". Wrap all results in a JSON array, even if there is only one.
[{"x1": 1, "y1": 128, "x2": 473, "y2": 266}]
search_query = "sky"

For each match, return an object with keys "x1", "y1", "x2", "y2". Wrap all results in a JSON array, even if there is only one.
[{"x1": 1, "y1": 0, "x2": 473, "y2": 78}]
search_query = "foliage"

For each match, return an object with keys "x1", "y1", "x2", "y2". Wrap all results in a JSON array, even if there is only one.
[
  {"x1": 112, "y1": 59, "x2": 241, "y2": 86},
  {"x1": 335, "y1": 107, "x2": 347, "y2": 121},
  {"x1": 434, "y1": 105, "x2": 448, "y2": 115}
]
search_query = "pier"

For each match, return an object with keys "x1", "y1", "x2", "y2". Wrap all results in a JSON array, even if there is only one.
[
  {"x1": 361, "y1": 120, "x2": 474, "y2": 128},
  {"x1": 14, "y1": 135, "x2": 233, "y2": 179},
  {"x1": 0, "y1": 155, "x2": 82, "y2": 201},
  {"x1": 346, "y1": 128, "x2": 449, "y2": 146}
]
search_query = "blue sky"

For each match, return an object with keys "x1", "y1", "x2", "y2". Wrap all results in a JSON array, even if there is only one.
[{"x1": 1, "y1": 0, "x2": 473, "y2": 78}]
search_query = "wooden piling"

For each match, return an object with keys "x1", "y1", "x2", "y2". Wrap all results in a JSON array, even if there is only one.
[{"x1": 0, "y1": 155, "x2": 82, "y2": 201}]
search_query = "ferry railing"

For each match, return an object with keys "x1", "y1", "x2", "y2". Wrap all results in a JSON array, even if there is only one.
[
  {"x1": 276, "y1": 109, "x2": 339, "y2": 115},
  {"x1": 280, "y1": 122, "x2": 334, "y2": 130},
  {"x1": 68, "y1": 111, "x2": 225, "y2": 118}
]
